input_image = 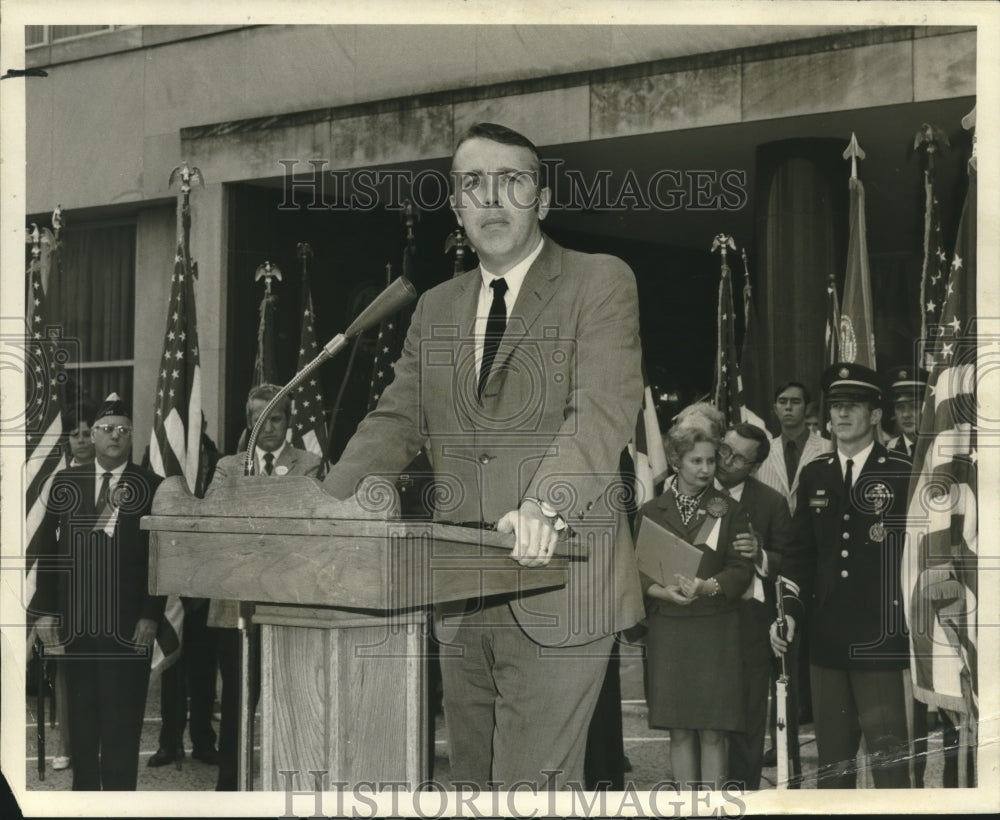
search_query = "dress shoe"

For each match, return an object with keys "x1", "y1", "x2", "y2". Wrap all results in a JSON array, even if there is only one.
[
  {"x1": 147, "y1": 747, "x2": 185, "y2": 767},
  {"x1": 762, "y1": 747, "x2": 777, "y2": 767},
  {"x1": 52, "y1": 756, "x2": 71, "y2": 771},
  {"x1": 191, "y1": 746, "x2": 219, "y2": 765}
]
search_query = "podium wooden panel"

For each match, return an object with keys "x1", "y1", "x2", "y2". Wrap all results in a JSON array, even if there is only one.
[{"x1": 142, "y1": 475, "x2": 574, "y2": 789}]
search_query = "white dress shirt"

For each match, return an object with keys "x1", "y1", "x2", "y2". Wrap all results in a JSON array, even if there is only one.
[
  {"x1": 473, "y1": 237, "x2": 545, "y2": 376},
  {"x1": 837, "y1": 439, "x2": 874, "y2": 484},
  {"x1": 255, "y1": 441, "x2": 287, "y2": 475},
  {"x1": 94, "y1": 460, "x2": 128, "y2": 506}
]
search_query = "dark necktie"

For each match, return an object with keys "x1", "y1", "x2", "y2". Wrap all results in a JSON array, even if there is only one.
[
  {"x1": 784, "y1": 438, "x2": 798, "y2": 486},
  {"x1": 263, "y1": 452, "x2": 274, "y2": 476},
  {"x1": 844, "y1": 458, "x2": 854, "y2": 497},
  {"x1": 479, "y1": 277, "x2": 508, "y2": 397},
  {"x1": 97, "y1": 471, "x2": 112, "y2": 512}
]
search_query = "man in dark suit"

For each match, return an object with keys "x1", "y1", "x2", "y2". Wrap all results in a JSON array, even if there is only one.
[
  {"x1": 323, "y1": 122, "x2": 644, "y2": 790},
  {"x1": 716, "y1": 423, "x2": 795, "y2": 790},
  {"x1": 771, "y1": 363, "x2": 912, "y2": 789},
  {"x1": 208, "y1": 383, "x2": 322, "y2": 790},
  {"x1": 34, "y1": 393, "x2": 164, "y2": 790}
]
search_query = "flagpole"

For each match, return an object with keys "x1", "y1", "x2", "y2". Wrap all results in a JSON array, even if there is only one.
[{"x1": 445, "y1": 227, "x2": 471, "y2": 278}]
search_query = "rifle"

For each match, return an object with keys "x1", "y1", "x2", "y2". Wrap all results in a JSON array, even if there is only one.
[
  {"x1": 774, "y1": 578, "x2": 790, "y2": 790},
  {"x1": 34, "y1": 638, "x2": 47, "y2": 780}
]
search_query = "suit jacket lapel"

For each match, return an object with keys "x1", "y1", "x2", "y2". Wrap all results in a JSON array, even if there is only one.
[
  {"x1": 278, "y1": 447, "x2": 297, "y2": 474},
  {"x1": 484, "y1": 239, "x2": 562, "y2": 394}
]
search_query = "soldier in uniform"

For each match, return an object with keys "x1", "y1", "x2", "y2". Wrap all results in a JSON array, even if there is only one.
[
  {"x1": 770, "y1": 363, "x2": 912, "y2": 789},
  {"x1": 884, "y1": 365, "x2": 929, "y2": 459}
]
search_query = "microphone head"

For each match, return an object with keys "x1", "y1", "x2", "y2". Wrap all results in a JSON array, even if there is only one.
[{"x1": 344, "y1": 277, "x2": 417, "y2": 338}]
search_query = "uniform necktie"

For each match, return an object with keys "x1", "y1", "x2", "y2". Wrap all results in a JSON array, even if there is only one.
[
  {"x1": 479, "y1": 277, "x2": 508, "y2": 397},
  {"x1": 263, "y1": 452, "x2": 274, "y2": 476},
  {"x1": 844, "y1": 458, "x2": 854, "y2": 496},
  {"x1": 97, "y1": 471, "x2": 112, "y2": 512}
]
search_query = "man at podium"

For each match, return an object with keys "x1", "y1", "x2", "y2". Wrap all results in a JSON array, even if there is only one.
[{"x1": 323, "y1": 122, "x2": 644, "y2": 790}]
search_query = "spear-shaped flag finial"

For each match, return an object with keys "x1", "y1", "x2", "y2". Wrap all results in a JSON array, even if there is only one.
[{"x1": 843, "y1": 133, "x2": 866, "y2": 180}]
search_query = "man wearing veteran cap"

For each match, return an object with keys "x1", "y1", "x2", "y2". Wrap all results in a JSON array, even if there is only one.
[
  {"x1": 884, "y1": 365, "x2": 929, "y2": 459},
  {"x1": 34, "y1": 393, "x2": 165, "y2": 790},
  {"x1": 770, "y1": 364, "x2": 912, "y2": 788}
]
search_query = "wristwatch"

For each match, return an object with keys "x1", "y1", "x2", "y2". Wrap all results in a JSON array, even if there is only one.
[{"x1": 522, "y1": 497, "x2": 568, "y2": 531}]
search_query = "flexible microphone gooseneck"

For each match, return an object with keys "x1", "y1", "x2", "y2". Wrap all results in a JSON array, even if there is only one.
[{"x1": 243, "y1": 276, "x2": 417, "y2": 475}]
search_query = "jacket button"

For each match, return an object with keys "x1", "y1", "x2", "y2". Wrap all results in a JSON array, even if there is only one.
[
  {"x1": 893, "y1": 599, "x2": 899, "y2": 606},
  {"x1": 841, "y1": 569, "x2": 849, "y2": 578},
  {"x1": 842, "y1": 532, "x2": 850, "y2": 540},
  {"x1": 478, "y1": 454, "x2": 492, "y2": 464},
  {"x1": 841, "y1": 550, "x2": 849, "y2": 558},
  {"x1": 843, "y1": 514, "x2": 850, "y2": 522}
]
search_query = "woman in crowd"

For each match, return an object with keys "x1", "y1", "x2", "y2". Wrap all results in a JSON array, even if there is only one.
[{"x1": 637, "y1": 403, "x2": 754, "y2": 788}]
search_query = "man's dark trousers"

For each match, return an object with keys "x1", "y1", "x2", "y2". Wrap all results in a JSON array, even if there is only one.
[
  {"x1": 158, "y1": 599, "x2": 218, "y2": 755},
  {"x1": 66, "y1": 653, "x2": 151, "y2": 790}
]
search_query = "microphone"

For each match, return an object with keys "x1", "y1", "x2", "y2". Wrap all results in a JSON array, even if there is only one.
[{"x1": 243, "y1": 276, "x2": 417, "y2": 475}]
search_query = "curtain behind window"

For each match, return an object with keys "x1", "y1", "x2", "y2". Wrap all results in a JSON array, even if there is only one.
[{"x1": 47, "y1": 222, "x2": 136, "y2": 407}]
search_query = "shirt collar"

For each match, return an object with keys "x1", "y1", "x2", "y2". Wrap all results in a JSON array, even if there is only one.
[
  {"x1": 781, "y1": 427, "x2": 810, "y2": 450},
  {"x1": 837, "y1": 439, "x2": 875, "y2": 475},
  {"x1": 94, "y1": 460, "x2": 128, "y2": 480},
  {"x1": 256, "y1": 441, "x2": 287, "y2": 469},
  {"x1": 714, "y1": 477, "x2": 744, "y2": 501},
  {"x1": 479, "y1": 237, "x2": 544, "y2": 303}
]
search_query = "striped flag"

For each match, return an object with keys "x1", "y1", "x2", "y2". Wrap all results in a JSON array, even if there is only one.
[
  {"x1": 711, "y1": 242, "x2": 755, "y2": 429},
  {"x1": 902, "y1": 162, "x2": 977, "y2": 725},
  {"x1": 24, "y1": 223, "x2": 65, "y2": 646},
  {"x1": 147, "y1": 239, "x2": 206, "y2": 673},
  {"x1": 366, "y1": 264, "x2": 404, "y2": 413},
  {"x1": 289, "y1": 255, "x2": 329, "y2": 462},
  {"x1": 630, "y1": 366, "x2": 668, "y2": 507},
  {"x1": 838, "y1": 176, "x2": 876, "y2": 367}
]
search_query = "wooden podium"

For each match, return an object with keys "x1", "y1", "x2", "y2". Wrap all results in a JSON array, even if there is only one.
[{"x1": 141, "y1": 475, "x2": 572, "y2": 789}]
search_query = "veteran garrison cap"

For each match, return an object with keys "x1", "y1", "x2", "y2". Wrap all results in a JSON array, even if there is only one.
[
  {"x1": 94, "y1": 392, "x2": 131, "y2": 422},
  {"x1": 821, "y1": 362, "x2": 884, "y2": 404},
  {"x1": 886, "y1": 365, "x2": 930, "y2": 401}
]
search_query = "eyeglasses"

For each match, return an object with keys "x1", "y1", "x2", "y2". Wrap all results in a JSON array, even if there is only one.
[
  {"x1": 93, "y1": 424, "x2": 132, "y2": 436},
  {"x1": 718, "y1": 443, "x2": 750, "y2": 469}
]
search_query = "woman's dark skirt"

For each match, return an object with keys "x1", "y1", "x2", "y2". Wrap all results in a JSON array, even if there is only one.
[{"x1": 645, "y1": 606, "x2": 745, "y2": 732}]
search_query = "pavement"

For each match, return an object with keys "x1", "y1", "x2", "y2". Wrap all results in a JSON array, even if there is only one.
[{"x1": 24, "y1": 643, "x2": 953, "y2": 793}]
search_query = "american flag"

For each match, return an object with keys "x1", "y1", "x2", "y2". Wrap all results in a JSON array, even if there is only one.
[
  {"x1": 839, "y1": 176, "x2": 876, "y2": 368},
  {"x1": 918, "y1": 161, "x2": 950, "y2": 370},
  {"x1": 903, "y1": 162, "x2": 977, "y2": 730},
  {"x1": 147, "y1": 237, "x2": 206, "y2": 673},
  {"x1": 711, "y1": 238, "x2": 749, "y2": 429},
  {"x1": 290, "y1": 256, "x2": 329, "y2": 461},
  {"x1": 366, "y1": 265, "x2": 403, "y2": 413},
  {"x1": 630, "y1": 364, "x2": 667, "y2": 507},
  {"x1": 24, "y1": 222, "x2": 66, "y2": 646}
]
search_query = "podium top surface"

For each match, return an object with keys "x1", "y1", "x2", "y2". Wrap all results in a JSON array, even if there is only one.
[{"x1": 143, "y1": 475, "x2": 576, "y2": 610}]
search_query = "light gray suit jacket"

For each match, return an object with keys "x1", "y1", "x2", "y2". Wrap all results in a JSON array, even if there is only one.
[{"x1": 324, "y1": 237, "x2": 645, "y2": 646}]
